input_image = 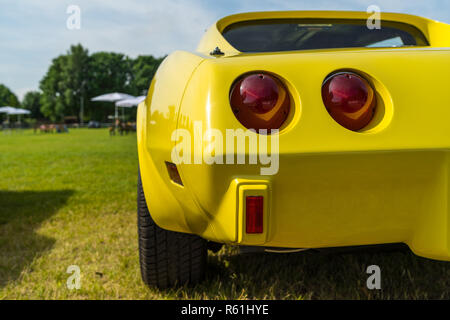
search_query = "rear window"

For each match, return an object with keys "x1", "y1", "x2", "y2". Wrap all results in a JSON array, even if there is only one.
[{"x1": 222, "y1": 19, "x2": 429, "y2": 53}]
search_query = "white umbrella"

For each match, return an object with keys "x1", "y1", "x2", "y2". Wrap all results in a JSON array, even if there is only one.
[
  {"x1": 91, "y1": 92, "x2": 135, "y2": 102},
  {"x1": 91, "y1": 92, "x2": 135, "y2": 127},
  {"x1": 115, "y1": 96, "x2": 145, "y2": 121},
  {"x1": 115, "y1": 96, "x2": 146, "y2": 107}
]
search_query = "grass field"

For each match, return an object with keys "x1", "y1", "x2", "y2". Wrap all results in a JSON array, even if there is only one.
[{"x1": 0, "y1": 128, "x2": 449, "y2": 299}]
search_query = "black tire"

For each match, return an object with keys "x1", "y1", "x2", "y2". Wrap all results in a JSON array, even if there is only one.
[{"x1": 137, "y1": 170, "x2": 207, "y2": 289}]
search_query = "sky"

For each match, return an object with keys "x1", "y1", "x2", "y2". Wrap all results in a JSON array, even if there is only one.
[{"x1": 0, "y1": 0, "x2": 449, "y2": 100}]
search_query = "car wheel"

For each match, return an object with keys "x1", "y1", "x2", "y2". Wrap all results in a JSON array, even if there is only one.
[{"x1": 137, "y1": 170, "x2": 207, "y2": 289}]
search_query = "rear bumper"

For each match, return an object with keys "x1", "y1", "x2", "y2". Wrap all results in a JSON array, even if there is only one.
[
  {"x1": 173, "y1": 150, "x2": 450, "y2": 261},
  {"x1": 139, "y1": 131, "x2": 450, "y2": 261}
]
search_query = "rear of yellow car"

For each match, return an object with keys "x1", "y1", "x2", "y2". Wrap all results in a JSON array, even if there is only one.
[{"x1": 137, "y1": 11, "x2": 450, "y2": 288}]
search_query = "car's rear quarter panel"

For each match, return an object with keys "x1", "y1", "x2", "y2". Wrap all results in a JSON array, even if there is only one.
[{"x1": 137, "y1": 51, "x2": 206, "y2": 233}]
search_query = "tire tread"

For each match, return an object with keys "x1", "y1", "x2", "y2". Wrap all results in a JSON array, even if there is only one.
[{"x1": 137, "y1": 171, "x2": 207, "y2": 288}]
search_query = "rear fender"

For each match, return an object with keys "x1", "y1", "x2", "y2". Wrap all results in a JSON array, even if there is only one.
[{"x1": 137, "y1": 51, "x2": 206, "y2": 233}]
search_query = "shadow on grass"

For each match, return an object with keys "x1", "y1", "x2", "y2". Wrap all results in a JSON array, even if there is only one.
[
  {"x1": 168, "y1": 246, "x2": 450, "y2": 300},
  {"x1": 0, "y1": 190, "x2": 74, "y2": 288}
]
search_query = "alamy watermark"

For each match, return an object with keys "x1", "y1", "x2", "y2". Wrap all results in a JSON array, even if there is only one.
[
  {"x1": 366, "y1": 265, "x2": 381, "y2": 290},
  {"x1": 66, "y1": 5, "x2": 81, "y2": 30},
  {"x1": 171, "y1": 121, "x2": 279, "y2": 176},
  {"x1": 66, "y1": 265, "x2": 81, "y2": 290},
  {"x1": 367, "y1": 5, "x2": 381, "y2": 30}
]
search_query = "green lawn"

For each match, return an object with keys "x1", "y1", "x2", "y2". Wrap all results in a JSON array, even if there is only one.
[{"x1": 0, "y1": 128, "x2": 448, "y2": 299}]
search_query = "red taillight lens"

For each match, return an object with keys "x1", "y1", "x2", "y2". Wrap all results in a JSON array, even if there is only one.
[
  {"x1": 230, "y1": 73, "x2": 290, "y2": 131},
  {"x1": 246, "y1": 196, "x2": 264, "y2": 234},
  {"x1": 321, "y1": 72, "x2": 376, "y2": 131},
  {"x1": 239, "y1": 74, "x2": 279, "y2": 114}
]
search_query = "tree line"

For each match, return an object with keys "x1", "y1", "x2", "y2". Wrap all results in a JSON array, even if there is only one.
[{"x1": 0, "y1": 44, "x2": 165, "y2": 122}]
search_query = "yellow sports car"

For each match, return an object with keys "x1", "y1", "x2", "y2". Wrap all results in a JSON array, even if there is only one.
[{"x1": 136, "y1": 10, "x2": 450, "y2": 288}]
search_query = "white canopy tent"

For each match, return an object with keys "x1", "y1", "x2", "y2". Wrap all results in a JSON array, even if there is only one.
[
  {"x1": 0, "y1": 106, "x2": 18, "y2": 113},
  {"x1": 0, "y1": 106, "x2": 30, "y2": 125},
  {"x1": 7, "y1": 108, "x2": 31, "y2": 115},
  {"x1": 8, "y1": 108, "x2": 31, "y2": 125},
  {"x1": 0, "y1": 106, "x2": 15, "y2": 124},
  {"x1": 91, "y1": 92, "x2": 135, "y2": 127}
]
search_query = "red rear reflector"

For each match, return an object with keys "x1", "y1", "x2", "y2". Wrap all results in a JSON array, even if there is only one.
[{"x1": 246, "y1": 196, "x2": 264, "y2": 234}]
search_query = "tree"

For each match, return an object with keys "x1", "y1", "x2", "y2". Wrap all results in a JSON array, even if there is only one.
[
  {"x1": 39, "y1": 55, "x2": 68, "y2": 121},
  {"x1": 86, "y1": 52, "x2": 134, "y2": 120},
  {"x1": 130, "y1": 55, "x2": 165, "y2": 96},
  {"x1": 22, "y1": 91, "x2": 43, "y2": 119},
  {"x1": 38, "y1": 43, "x2": 165, "y2": 122},
  {"x1": 0, "y1": 84, "x2": 20, "y2": 107},
  {"x1": 40, "y1": 44, "x2": 89, "y2": 121},
  {"x1": 66, "y1": 44, "x2": 90, "y2": 120}
]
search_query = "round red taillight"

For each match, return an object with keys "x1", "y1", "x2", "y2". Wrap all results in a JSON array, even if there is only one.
[
  {"x1": 321, "y1": 72, "x2": 376, "y2": 131},
  {"x1": 230, "y1": 73, "x2": 290, "y2": 131}
]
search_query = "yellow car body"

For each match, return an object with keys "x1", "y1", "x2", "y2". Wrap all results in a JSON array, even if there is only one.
[{"x1": 137, "y1": 11, "x2": 450, "y2": 261}]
